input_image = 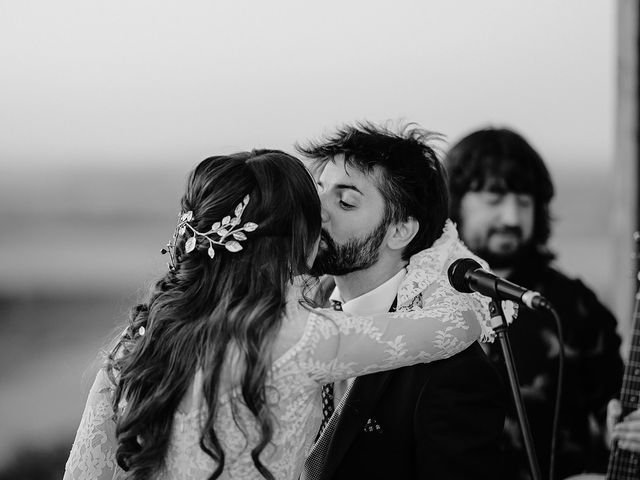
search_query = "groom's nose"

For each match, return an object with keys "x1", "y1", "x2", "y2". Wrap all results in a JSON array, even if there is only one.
[
  {"x1": 318, "y1": 191, "x2": 331, "y2": 223},
  {"x1": 320, "y1": 203, "x2": 330, "y2": 223}
]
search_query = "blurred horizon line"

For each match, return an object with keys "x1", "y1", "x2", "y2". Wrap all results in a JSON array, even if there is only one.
[
  {"x1": 0, "y1": 150, "x2": 615, "y2": 174},
  {"x1": 0, "y1": 163, "x2": 616, "y2": 301}
]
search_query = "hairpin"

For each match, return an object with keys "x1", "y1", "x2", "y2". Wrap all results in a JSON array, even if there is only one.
[{"x1": 161, "y1": 194, "x2": 258, "y2": 270}]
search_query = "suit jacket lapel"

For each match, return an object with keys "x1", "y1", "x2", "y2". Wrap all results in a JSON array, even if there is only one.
[
  {"x1": 322, "y1": 295, "x2": 399, "y2": 477},
  {"x1": 311, "y1": 282, "x2": 399, "y2": 480},
  {"x1": 320, "y1": 364, "x2": 394, "y2": 480}
]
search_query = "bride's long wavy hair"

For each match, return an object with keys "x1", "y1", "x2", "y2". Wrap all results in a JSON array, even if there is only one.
[{"x1": 106, "y1": 150, "x2": 321, "y2": 480}]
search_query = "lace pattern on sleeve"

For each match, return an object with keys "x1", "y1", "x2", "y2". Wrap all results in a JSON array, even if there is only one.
[
  {"x1": 64, "y1": 369, "x2": 124, "y2": 480},
  {"x1": 399, "y1": 219, "x2": 495, "y2": 341}
]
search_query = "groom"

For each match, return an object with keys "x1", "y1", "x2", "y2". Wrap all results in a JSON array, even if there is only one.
[{"x1": 299, "y1": 122, "x2": 506, "y2": 480}]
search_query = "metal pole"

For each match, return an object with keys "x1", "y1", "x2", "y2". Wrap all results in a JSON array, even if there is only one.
[{"x1": 489, "y1": 299, "x2": 542, "y2": 480}]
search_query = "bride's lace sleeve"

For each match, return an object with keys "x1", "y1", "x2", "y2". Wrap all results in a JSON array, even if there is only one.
[
  {"x1": 298, "y1": 279, "x2": 485, "y2": 383},
  {"x1": 64, "y1": 368, "x2": 125, "y2": 480}
]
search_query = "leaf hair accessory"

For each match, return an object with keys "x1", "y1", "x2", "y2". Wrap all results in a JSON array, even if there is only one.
[{"x1": 161, "y1": 194, "x2": 258, "y2": 270}]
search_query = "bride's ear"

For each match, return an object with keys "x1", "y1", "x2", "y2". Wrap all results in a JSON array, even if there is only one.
[{"x1": 386, "y1": 217, "x2": 419, "y2": 251}]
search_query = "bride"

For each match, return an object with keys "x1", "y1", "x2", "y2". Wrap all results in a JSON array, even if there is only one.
[{"x1": 64, "y1": 149, "x2": 489, "y2": 480}]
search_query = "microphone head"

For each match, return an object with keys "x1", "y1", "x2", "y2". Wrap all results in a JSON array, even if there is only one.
[{"x1": 447, "y1": 258, "x2": 482, "y2": 293}]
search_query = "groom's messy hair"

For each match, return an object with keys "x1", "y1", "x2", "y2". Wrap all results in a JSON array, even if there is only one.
[{"x1": 297, "y1": 121, "x2": 449, "y2": 260}]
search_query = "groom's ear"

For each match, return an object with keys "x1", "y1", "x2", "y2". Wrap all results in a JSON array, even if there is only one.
[{"x1": 386, "y1": 217, "x2": 419, "y2": 252}]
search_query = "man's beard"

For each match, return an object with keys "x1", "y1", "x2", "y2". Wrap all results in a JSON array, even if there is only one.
[
  {"x1": 310, "y1": 219, "x2": 389, "y2": 276},
  {"x1": 474, "y1": 226, "x2": 536, "y2": 271}
]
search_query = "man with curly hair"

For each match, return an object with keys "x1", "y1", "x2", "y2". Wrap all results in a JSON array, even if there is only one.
[{"x1": 445, "y1": 126, "x2": 625, "y2": 479}]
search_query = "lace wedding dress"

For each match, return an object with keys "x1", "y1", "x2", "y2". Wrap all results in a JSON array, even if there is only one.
[{"x1": 64, "y1": 220, "x2": 491, "y2": 480}]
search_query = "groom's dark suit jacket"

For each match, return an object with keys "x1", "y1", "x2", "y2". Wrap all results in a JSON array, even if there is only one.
[{"x1": 305, "y1": 279, "x2": 506, "y2": 480}]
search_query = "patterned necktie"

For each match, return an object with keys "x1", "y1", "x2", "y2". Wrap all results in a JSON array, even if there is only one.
[
  {"x1": 315, "y1": 299, "x2": 343, "y2": 440},
  {"x1": 303, "y1": 297, "x2": 398, "y2": 480}
]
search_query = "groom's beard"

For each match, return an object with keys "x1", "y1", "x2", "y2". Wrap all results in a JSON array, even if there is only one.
[{"x1": 310, "y1": 220, "x2": 388, "y2": 276}]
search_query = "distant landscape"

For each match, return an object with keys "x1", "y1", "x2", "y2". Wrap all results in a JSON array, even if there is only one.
[
  {"x1": 0, "y1": 162, "x2": 619, "y2": 299},
  {"x1": 0, "y1": 162, "x2": 621, "y2": 476}
]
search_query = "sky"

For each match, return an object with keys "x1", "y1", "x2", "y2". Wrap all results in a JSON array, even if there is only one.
[{"x1": 0, "y1": 0, "x2": 614, "y2": 172}]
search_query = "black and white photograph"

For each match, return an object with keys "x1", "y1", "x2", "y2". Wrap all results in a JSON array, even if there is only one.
[{"x1": 0, "y1": 1, "x2": 637, "y2": 479}]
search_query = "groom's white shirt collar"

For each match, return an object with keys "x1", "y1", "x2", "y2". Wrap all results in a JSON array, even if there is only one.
[{"x1": 329, "y1": 268, "x2": 406, "y2": 316}]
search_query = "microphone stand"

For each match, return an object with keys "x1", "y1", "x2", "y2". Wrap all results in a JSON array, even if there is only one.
[{"x1": 489, "y1": 299, "x2": 542, "y2": 480}]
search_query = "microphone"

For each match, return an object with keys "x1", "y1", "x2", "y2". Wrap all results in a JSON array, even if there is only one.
[{"x1": 448, "y1": 258, "x2": 551, "y2": 310}]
